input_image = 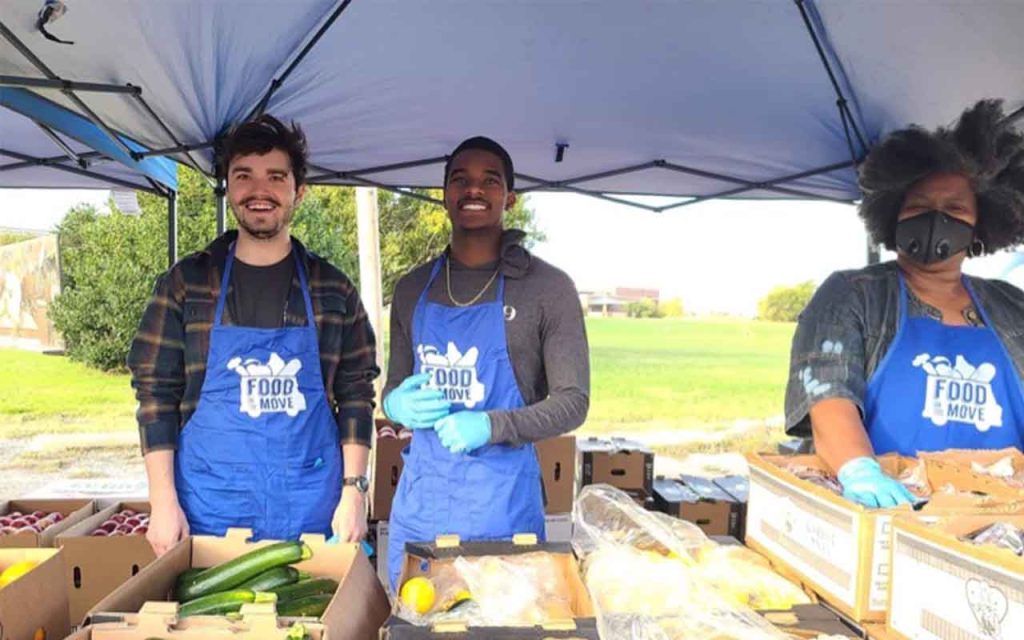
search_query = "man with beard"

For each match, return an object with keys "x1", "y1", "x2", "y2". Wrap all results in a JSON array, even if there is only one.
[
  {"x1": 382, "y1": 136, "x2": 590, "y2": 590},
  {"x1": 129, "y1": 115, "x2": 379, "y2": 554}
]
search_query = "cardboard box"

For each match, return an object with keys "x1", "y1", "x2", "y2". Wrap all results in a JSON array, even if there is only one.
[
  {"x1": 371, "y1": 430, "x2": 577, "y2": 519},
  {"x1": 56, "y1": 501, "x2": 156, "y2": 625},
  {"x1": 920, "y1": 448, "x2": 1024, "y2": 500},
  {"x1": 89, "y1": 529, "x2": 389, "y2": 640},
  {"x1": 0, "y1": 547, "x2": 70, "y2": 640},
  {"x1": 65, "y1": 602, "x2": 327, "y2": 639},
  {"x1": 745, "y1": 453, "x2": 1023, "y2": 623},
  {"x1": 577, "y1": 437, "x2": 654, "y2": 497},
  {"x1": 888, "y1": 513, "x2": 1024, "y2": 640},
  {"x1": 680, "y1": 474, "x2": 745, "y2": 538},
  {"x1": 0, "y1": 499, "x2": 95, "y2": 548},
  {"x1": 535, "y1": 436, "x2": 577, "y2": 514},
  {"x1": 384, "y1": 536, "x2": 597, "y2": 639},
  {"x1": 760, "y1": 603, "x2": 860, "y2": 638},
  {"x1": 372, "y1": 434, "x2": 409, "y2": 521},
  {"x1": 544, "y1": 513, "x2": 573, "y2": 544},
  {"x1": 652, "y1": 478, "x2": 734, "y2": 536},
  {"x1": 713, "y1": 474, "x2": 750, "y2": 540}
]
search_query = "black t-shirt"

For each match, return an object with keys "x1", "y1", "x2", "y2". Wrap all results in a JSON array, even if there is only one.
[{"x1": 228, "y1": 254, "x2": 294, "y2": 328}]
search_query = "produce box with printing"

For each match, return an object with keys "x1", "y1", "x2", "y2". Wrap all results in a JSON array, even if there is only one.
[
  {"x1": 745, "y1": 452, "x2": 1024, "y2": 623},
  {"x1": 0, "y1": 498, "x2": 95, "y2": 548},
  {"x1": 383, "y1": 534, "x2": 598, "y2": 639},
  {"x1": 56, "y1": 501, "x2": 156, "y2": 624},
  {"x1": 888, "y1": 513, "x2": 1024, "y2": 640},
  {"x1": 88, "y1": 528, "x2": 389, "y2": 640},
  {"x1": 577, "y1": 437, "x2": 653, "y2": 500},
  {"x1": 64, "y1": 602, "x2": 327, "y2": 640},
  {"x1": 0, "y1": 547, "x2": 70, "y2": 640}
]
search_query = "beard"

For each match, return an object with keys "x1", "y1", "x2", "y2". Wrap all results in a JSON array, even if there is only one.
[{"x1": 233, "y1": 199, "x2": 293, "y2": 240}]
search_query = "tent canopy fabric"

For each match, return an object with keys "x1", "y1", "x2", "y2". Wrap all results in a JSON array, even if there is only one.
[
  {"x1": 1, "y1": 0, "x2": 1022, "y2": 210},
  {"x1": 0, "y1": 87, "x2": 177, "y2": 192}
]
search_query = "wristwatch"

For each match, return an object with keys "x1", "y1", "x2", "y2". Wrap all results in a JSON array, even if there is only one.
[{"x1": 343, "y1": 475, "x2": 370, "y2": 494}]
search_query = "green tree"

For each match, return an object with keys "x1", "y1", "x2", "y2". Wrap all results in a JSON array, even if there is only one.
[
  {"x1": 627, "y1": 298, "x2": 663, "y2": 319},
  {"x1": 51, "y1": 167, "x2": 544, "y2": 370},
  {"x1": 660, "y1": 298, "x2": 684, "y2": 318},
  {"x1": 757, "y1": 280, "x2": 817, "y2": 322}
]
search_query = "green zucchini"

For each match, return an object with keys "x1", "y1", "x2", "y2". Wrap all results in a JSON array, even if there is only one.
[
  {"x1": 269, "y1": 577, "x2": 338, "y2": 603},
  {"x1": 173, "y1": 567, "x2": 207, "y2": 594},
  {"x1": 175, "y1": 541, "x2": 312, "y2": 602},
  {"x1": 177, "y1": 590, "x2": 277, "y2": 617},
  {"x1": 277, "y1": 593, "x2": 332, "y2": 618},
  {"x1": 236, "y1": 565, "x2": 308, "y2": 592}
]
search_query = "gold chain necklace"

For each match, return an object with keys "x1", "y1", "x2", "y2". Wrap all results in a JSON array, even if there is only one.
[{"x1": 446, "y1": 258, "x2": 499, "y2": 307}]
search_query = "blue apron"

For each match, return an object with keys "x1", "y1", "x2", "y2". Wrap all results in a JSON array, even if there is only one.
[
  {"x1": 865, "y1": 274, "x2": 1024, "y2": 455},
  {"x1": 174, "y1": 244, "x2": 342, "y2": 540},
  {"x1": 387, "y1": 257, "x2": 545, "y2": 589}
]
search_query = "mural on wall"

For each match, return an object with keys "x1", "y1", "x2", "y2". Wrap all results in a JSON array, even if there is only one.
[{"x1": 0, "y1": 235, "x2": 61, "y2": 349}]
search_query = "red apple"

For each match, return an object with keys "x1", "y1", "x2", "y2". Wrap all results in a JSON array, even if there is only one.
[
  {"x1": 125, "y1": 518, "x2": 141, "y2": 527},
  {"x1": 121, "y1": 509, "x2": 137, "y2": 517},
  {"x1": 132, "y1": 525, "x2": 148, "y2": 535}
]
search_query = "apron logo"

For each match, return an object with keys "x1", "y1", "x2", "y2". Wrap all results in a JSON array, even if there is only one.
[
  {"x1": 417, "y1": 342, "x2": 486, "y2": 408},
  {"x1": 227, "y1": 353, "x2": 307, "y2": 418},
  {"x1": 966, "y1": 578, "x2": 1007, "y2": 639},
  {"x1": 913, "y1": 353, "x2": 1003, "y2": 431}
]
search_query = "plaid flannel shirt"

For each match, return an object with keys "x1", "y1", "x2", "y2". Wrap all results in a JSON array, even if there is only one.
[{"x1": 128, "y1": 231, "x2": 379, "y2": 454}]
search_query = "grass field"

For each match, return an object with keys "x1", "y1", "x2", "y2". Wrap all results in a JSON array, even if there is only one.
[
  {"x1": 0, "y1": 317, "x2": 796, "y2": 439},
  {"x1": 582, "y1": 317, "x2": 794, "y2": 433},
  {"x1": 0, "y1": 349, "x2": 136, "y2": 438}
]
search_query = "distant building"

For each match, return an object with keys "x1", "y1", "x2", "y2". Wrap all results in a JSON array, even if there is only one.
[{"x1": 578, "y1": 286, "x2": 660, "y2": 317}]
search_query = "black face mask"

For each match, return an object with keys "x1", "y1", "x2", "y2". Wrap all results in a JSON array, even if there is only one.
[{"x1": 894, "y1": 210, "x2": 975, "y2": 265}]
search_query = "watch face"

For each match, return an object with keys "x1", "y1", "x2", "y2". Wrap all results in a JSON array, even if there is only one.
[{"x1": 346, "y1": 476, "x2": 369, "y2": 492}]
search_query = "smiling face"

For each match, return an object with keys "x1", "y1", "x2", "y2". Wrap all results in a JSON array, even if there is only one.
[
  {"x1": 227, "y1": 149, "x2": 306, "y2": 241},
  {"x1": 444, "y1": 149, "x2": 516, "y2": 232}
]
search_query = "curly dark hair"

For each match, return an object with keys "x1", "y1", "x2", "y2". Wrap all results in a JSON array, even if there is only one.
[
  {"x1": 220, "y1": 114, "x2": 308, "y2": 187},
  {"x1": 858, "y1": 99, "x2": 1024, "y2": 254}
]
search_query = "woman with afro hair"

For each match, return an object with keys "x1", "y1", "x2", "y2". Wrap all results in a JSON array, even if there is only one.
[{"x1": 784, "y1": 99, "x2": 1024, "y2": 509}]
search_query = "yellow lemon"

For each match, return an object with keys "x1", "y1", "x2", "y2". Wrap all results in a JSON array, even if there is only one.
[
  {"x1": 0, "y1": 560, "x2": 37, "y2": 589},
  {"x1": 400, "y1": 576, "x2": 436, "y2": 614}
]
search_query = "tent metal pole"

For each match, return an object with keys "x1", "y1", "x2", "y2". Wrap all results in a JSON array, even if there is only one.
[
  {"x1": 167, "y1": 190, "x2": 178, "y2": 267},
  {"x1": 658, "y1": 161, "x2": 849, "y2": 202},
  {"x1": 794, "y1": 0, "x2": 869, "y2": 156},
  {"x1": 0, "y1": 20, "x2": 137, "y2": 159},
  {"x1": 0, "y1": 75, "x2": 140, "y2": 95},
  {"x1": 248, "y1": 0, "x2": 355, "y2": 119},
  {"x1": 0, "y1": 20, "x2": 138, "y2": 159},
  {"x1": 517, "y1": 174, "x2": 661, "y2": 212},
  {"x1": 132, "y1": 90, "x2": 210, "y2": 180},
  {"x1": 0, "y1": 147, "x2": 161, "y2": 193},
  {"x1": 0, "y1": 150, "x2": 104, "y2": 173},
  {"x1": 34, "y1": 121, "x2": 86, "y2": 168},
  {"x1": 216, "y1": 177, "x2": 227, "y2": 235},
  {"x1": 307, "y1": 156, "x2": 448, "y2": 181},
  {"x1": 135, "y1": 140, "x2": 215, "y2": 159},
  {"x1": 541, "y1": 161, "x2": 662, "y2": 188}
]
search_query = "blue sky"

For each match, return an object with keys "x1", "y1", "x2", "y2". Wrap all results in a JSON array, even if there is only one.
[{"x1": 2, "y1": 188, "x2": 1019, "y2": 316}]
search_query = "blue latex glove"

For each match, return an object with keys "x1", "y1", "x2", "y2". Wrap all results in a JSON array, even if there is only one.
[
  {"x1": 327, "y1": 535, "x2": 375, "y2": 556},
  {"x1": 383, "y1": 372, "x2": 451, "y2": 429},
  {"x1": 435, "y1": 411, "x2": 492, "y2": 454},
  {"x1": 837, "y1": 456, "x2": 916, "y2": 509}
]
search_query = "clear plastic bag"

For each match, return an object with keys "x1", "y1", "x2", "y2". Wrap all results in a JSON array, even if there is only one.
[
  {"x1": 573, "y1": 484, "x2": 795, "y2": 639},
  {"x1": 454, "y1": 552, "x2": 575, "y2": 625}
]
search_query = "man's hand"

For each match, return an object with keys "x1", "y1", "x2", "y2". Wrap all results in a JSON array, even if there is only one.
[
  {"x1": 147, "y1": 498, "x2": 189, "y2": 556},
  {"x1": 383, "y1": 372, "x2": 451, "y2": 429},
  {"x1": 331, "y1": 487, "x2": 368, "y2": 542},
  {"x1": 435, "y1": 411, "x2": 492, "y2": 454}
]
